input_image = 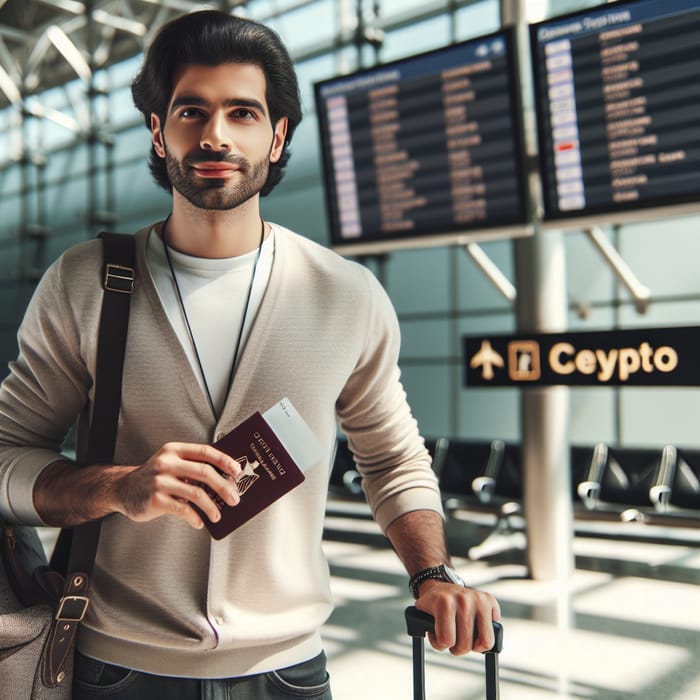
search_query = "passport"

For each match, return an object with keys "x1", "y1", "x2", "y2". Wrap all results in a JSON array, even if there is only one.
[{"x1": 202, "y1": 398, "x2": 321, "y2": 539}]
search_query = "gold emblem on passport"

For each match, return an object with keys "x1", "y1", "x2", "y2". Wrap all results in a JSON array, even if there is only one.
[{"x1": 234, "y1": 457, "x2": 261, "y2": 496}]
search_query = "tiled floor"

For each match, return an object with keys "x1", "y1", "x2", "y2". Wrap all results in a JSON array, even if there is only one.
[
  {"x1": 36, "y1": 505, "x2": 699, "y2": 699},
  {"x1": 322, "y1": 503, "x2": 700, "y2": 700}
]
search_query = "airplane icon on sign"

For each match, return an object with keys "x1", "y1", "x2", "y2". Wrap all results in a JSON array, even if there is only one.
[{"x1": 469, "y1": 340, "x2": 505, "y2": 380}]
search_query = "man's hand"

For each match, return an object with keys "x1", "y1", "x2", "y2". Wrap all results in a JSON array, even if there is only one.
[
  {"x1": 112, "y1": 442, "x2": 243, "y2": 529},
  {"x1": 384, "y1": 508, "x2": 501, "y2": 656},
  {"x1": 34, "y1": 442, "x2": 243, "y2": 529},
  {"x1": 415, "y1": 578, "x2": 501, "y2": 655}
]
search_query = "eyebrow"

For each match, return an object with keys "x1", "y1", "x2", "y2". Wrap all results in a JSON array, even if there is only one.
[{"x1": 169, "y1": 96, "x2": 267, "y2": 117}]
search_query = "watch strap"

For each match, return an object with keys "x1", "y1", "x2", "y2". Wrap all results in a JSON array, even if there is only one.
[{"x1": 408, "y1": 565, "x2": 451, "y2": 599}]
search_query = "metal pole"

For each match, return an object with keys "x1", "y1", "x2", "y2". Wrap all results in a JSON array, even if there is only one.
[
  {"x1": 585, "y1": 226, "x2": 651, "y2": 314},
  {"x1": 464, "y1": 242, "x2": 517, "y2": 304},
  {"x1": 503, "y1": 0, "x2": 574, "y2": 581}
]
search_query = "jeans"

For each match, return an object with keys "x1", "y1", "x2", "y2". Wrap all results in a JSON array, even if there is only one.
[{"x1": 72, "y1": 649, "x2": 332, "y2": 699}]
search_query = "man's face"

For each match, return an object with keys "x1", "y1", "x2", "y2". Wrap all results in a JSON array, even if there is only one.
[{"x1": 150, "y1": 62, "x2": 288, "y2": 210}]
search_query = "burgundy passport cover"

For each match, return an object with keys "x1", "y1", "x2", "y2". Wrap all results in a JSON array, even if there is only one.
[{"x1": 203, "y1": 411, "x2": 306, "y2": 539}]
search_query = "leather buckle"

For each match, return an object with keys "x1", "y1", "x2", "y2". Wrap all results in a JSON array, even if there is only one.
[
  {"x1": 104, "y1": 264, "x2": 134, "y2": 294},
  {"x1": 55, "y1": 595, "x2": 90, "y2": 622}
]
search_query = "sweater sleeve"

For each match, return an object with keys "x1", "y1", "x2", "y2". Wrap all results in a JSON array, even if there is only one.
[
  {"x1": 0, "y1": 252, "x2": 95, "y2": 524},
  {"x1": 335, "y1": 266, "x2": 443, "y2": 533}
]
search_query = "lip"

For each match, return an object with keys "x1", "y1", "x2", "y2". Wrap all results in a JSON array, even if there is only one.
[{"x1": 191, "y1": 163, "x2": 240, "y2": 178}]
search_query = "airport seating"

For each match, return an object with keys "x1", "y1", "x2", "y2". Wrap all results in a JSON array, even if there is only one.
[
  {"x1": 435, "y1": 438, "x2": 525, "y2": 559},
  {"x1": 437, "y1": 440, "x2": 600, "y2": 558},
  {"x1": 668, "y1": 448, "x2": 700, "y2": 510},
  {"x1": 437, "y1": 439, "x2": 507, "y2": 506},
  {"x1": 328, "y1": 437, "x2": 451, "y2": 501},
  {"x1": 327, "y1": 436, "x2": 700, "y2": 550},
  {"x1": 328, "y1": 438, "x2": 362, "y2": 498},
  {"x1": 577, "y1": 444, "x2": 675, "y2": 516},
  {"x1": 434, "y1": 439, "x2": 700, "y2": 558},
  {"x1": 643, "y1": 446, "x2": 700, "y2": 517}
]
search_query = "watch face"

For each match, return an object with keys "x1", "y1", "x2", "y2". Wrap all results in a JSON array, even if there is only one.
[{"x1": 442, "y1": 565, "x2": 466, "y2": 587}]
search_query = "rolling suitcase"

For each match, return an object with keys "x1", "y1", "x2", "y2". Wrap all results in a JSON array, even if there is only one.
[{"x1": 405, "y1": 606, "x2": 503, "y2": 700}]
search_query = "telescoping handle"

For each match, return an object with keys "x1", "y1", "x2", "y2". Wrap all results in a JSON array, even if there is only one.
[{"x1": 404, "y1": 606, "x2": 503, "y2": 700}]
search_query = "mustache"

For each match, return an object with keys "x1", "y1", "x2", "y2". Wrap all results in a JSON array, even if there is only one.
[{"x1": 183, "y1": 151, "x2": 249, "y2": 170}]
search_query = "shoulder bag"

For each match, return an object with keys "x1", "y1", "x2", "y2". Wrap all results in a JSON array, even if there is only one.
[{"x1": 0, "y1": 232, "x2": 135, "y2": 699}]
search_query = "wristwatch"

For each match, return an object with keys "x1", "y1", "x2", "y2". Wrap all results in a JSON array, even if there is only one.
[{"x1": 408, "y1": 564, "x2": 467, "y2": 599}]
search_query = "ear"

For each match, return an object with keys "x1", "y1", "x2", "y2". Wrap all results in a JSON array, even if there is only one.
[
  {"x1": 151, "y1": 113, "x2": 166, "y2": 159},
  {"x1": 269, "y1": 117, "x2": 288, "y2": 164}
]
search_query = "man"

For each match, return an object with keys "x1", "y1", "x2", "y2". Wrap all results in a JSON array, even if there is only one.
[{"x1": 0, "y1": 10, "x2": 500, "y2": 699}]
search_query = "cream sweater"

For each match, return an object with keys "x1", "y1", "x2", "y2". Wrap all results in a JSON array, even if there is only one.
[{"x1": 0, "y1": 223, "x2": 442, "y2": 678}]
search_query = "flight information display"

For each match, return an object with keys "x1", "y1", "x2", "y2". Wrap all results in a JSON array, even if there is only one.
[
  {"x1": 314, "y1": 29, "x2": 529, "y2": 253},
  {"x1": 531, "y1": 0, "x2": 700, "y2": 225}
]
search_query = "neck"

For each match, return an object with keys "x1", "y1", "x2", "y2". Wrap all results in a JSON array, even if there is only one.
[{"x1": 162, "y1": 193, "x2": 265, "y2": 258}]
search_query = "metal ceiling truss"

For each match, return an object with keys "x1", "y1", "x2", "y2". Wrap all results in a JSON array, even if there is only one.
[
  {"x1": 0, "y1": 0, "x2": 249, "y2": 114},
  {"x1": 0, "y1": 0, "x2": 486, "y2": 280}
]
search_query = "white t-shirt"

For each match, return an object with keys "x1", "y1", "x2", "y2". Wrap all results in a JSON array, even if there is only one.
[{"x1": 146, "y1": 226, "x2": 274, "y2": 415}]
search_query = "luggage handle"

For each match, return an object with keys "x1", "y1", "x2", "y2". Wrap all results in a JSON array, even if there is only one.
[
  {"x1": 405, "y1": 606, "x2": 503, "y2": 652},
  {"x1": 405, "y1": 606, "x2": 503, "y2": 700}
]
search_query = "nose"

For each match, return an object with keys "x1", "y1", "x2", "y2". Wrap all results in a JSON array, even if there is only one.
[{"x1": 200, "y1": 112, "x2": 232, "y2": 152}]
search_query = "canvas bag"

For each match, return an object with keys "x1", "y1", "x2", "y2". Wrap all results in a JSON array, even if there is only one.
[
  {"x1": 0, "y1": 524, "x2": 68, "y2": 699},
  {"x1": 0, "y1": 232, "x2": 135, "y2": 698}
]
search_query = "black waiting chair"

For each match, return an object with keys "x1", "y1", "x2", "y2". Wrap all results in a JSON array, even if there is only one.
[
  {"x1": 437, "y1": 439, "x2": 495, "y2": 508},
  {"x1": 571, "y1": 444, "x2": 604, "y2": 505},
  {"x1": 670, "y1": 448, "x2": 700, "y2": 510},
  {"x1": 575, "y1": 442, "x2": 609, "y2": 510},
  {"x1": 328, "y1": 438, "x2": 363, "y2": 499},
  {"x1": 425, "y1": 437, "x2": 450, "y2": 478},
  {"x1": 576, "y1": 444, "x2": 674, "y2": 518},
  {"x1": 329, "y1": 436, "x2": 452, "y2": 501},
  {"x1": 650, "y1": 446, "x2": 700, "y2": 514},
  {"x1": 435, "y1": 438, "x2": 525, "y2": 560}
]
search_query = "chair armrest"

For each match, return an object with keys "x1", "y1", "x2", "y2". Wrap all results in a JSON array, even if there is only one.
[
  {"x1": 649, "y1": 445, "x2": 676, "y2": 512},
  {"x1": 342, "y1": 469, "x2": 363, "y2": 497},
  {"x1": 577, "y1": 442, "x2": 608, "y2": 510},
  {"x1": 472, "y1": 476, "x2": 496, "y2": 504},
  {"x1": 577, "y1": 480, "x2": 601, "y2": 510},
  {"x1": 430, "y1": 437, "x2": 450, "y2": 477}
]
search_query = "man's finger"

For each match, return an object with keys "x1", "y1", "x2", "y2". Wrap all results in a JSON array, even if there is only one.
[{"x1": 173, "y1": 458, "x2": 241, "y2": 507}]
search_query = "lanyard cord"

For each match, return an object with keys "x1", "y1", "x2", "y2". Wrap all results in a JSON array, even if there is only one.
[{"x1": 162, "y1": 217, "x2": 266, "y2": 420}]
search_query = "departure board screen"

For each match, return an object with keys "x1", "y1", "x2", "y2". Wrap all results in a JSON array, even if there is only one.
[
  {"x1": 314, "y1": 29, "x2": 529, "y2": 254},
  {"x1": 531, "y1": 0, "x2": 700, "y2": 225}
]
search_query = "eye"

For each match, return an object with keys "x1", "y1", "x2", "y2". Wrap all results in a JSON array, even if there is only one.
[
  {"x1": 179, "y1": 107, "x2": 205, "y2": 119},
  {"x1": 231, "y1": 108, "x2": 257, "y2": 120}
]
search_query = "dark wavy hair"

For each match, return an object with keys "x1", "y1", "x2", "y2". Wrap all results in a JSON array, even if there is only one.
[{"x1": 131, "y1": 11, "x2": 302, "y2": 196}]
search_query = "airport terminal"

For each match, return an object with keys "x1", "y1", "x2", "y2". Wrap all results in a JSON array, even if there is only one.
[{"x1": 0, "y1": 0, "x2": 698, "y2": 698}]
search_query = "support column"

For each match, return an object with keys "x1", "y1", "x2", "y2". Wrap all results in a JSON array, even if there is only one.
[
  {"x1": 514, "y1": 235, "x2": 573, "y2": 581},
  {"x1": 503, "y1": 0, "x2": 574, "y2": 580}
]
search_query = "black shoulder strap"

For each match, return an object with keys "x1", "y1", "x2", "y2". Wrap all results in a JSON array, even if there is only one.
[
  {"x1": 43, "y1": 232, "x2": 135, "y2": 689},
  {"x1": 86, "y1": 232, "x2": 136, "y2": 465}
]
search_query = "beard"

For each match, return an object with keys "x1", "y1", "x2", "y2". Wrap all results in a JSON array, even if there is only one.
[{"x1": 165, "y1": 149, "x2": 271, "y2": 211}]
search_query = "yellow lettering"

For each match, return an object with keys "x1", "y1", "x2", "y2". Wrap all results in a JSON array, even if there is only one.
[
  {"x1": 639, "y1": 342, "x2": 654, "y2": 372},
  {"x1": 654, "y1": 346, "x2": 678, "y2": 372},
  {"x1": 549, "y1": 342, "x2": 575, "y2": 374},
  {"x1": 575, "y1": 349, "x2": 597, "y2": 374},
  {"x1": 541, "y1": 339, "x2": 681, "y2": 383},
  {"x1": 618, "y1": 347, "x2": 640, "y2": 381},
  {"x1": 596, "y1": 348, "x2": 618, "y2": 381}
]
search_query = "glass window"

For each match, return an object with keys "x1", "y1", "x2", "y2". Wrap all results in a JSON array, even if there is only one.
[
  {"x1": 454, "y1": 1, "x2": 500, "y2": 40},
  {"x1": 294, "y1": 53, "x2": 335, "y2": 112},
  {"x1": 251, "y1": 0, "x2": 337, "y2": 54},
  {"x1": 107, "y1": 54, "x2": 142, "y2": 90},
  {"x1": 108, "y1": 84, "x2": 141, "y2": 128},
  {"x1": 380, "y1": 15, "x2": 451, "y2": 62}
]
